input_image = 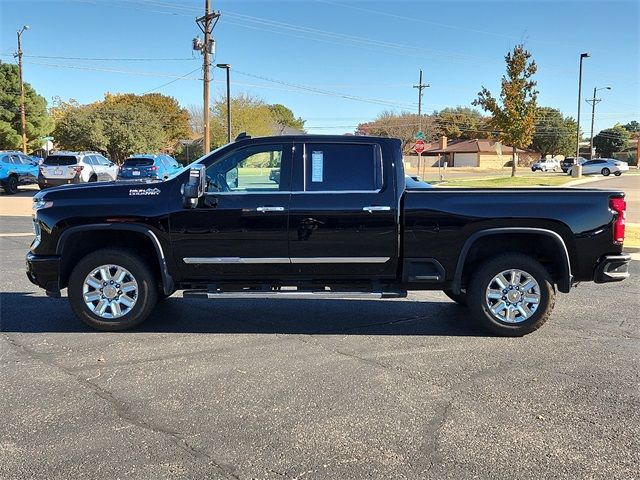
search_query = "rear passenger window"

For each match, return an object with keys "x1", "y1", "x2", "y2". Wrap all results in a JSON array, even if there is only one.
[{"x1": 304, "y1": 143, "x2": 382, "y2": 191}]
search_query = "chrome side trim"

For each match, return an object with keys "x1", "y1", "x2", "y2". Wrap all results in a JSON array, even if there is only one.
[
  {"x1": 183, "y1": 257, "x2": 391, "y2": 264},
  {"x1": 291, "y1": 257, "x2": 390, "y2": 264},
  {"x1": 183, "y1": 257, "x2": 290, "y2": 264}
]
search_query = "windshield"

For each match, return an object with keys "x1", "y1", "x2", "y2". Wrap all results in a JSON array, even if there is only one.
[
  {"x1": 43, "y1": 155, "x2": 78, "y2": 166},
  {"x1": 166, "y1": 143, "x2": 229, "y2": 181},
  {"x1": 124, "y1": 158, "x2": 155, "y2": 167}
]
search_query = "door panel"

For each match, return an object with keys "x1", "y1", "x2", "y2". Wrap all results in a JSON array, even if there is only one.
[
  {"x1": 288, "y1": 142, "x2": 398, "y2": 278},
  {"x1": 169, "y1": 141, "x2": 293, "y2": 280}
]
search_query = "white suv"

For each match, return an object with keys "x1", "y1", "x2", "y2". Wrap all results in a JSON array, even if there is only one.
[
  {"x1": 531, "y1": 158, "x2": 561, "y2": 172},
  {"x1": 38, "y1": 152, "x2": 118, "y2": 189}
]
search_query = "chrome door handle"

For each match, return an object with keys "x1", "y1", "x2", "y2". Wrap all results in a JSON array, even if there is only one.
[
  {"x1": 256, "y1": 206, "x2": 285, "y2": 212},
  {"x1": 362, "y1": 206, "x2": 391, "y2": 213}
]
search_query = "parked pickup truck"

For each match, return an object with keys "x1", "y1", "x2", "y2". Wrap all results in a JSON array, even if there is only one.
[{"x1": 27, "y1": 134, "x2": 631, "y2": 336}]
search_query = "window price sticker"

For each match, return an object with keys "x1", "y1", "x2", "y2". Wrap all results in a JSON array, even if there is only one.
[{"x1": 311, "y1": 151, "x2": 323, "y2": 182}]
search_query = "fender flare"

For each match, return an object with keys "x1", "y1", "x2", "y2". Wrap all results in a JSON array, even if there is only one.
[
  {"x1": 451, "y1": 227, "x2": 572, "y2": 294},
  {"x1": 57, "y1": 223, "x2": 175, "y2": 294}
]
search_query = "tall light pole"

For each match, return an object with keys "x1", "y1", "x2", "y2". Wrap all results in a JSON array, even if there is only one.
[
  {"x1": 216, "y1": 64, "x2": 231, "y2": 143},
  {"x1": 575, "y1": 52, "x2": 590, "y2": 161},
  {"x1": 15, "y1": 25, "x2": 30, "y2": 154},
  {"x1": 587, "y1": 86, "x2": 611, "y2": 159}
]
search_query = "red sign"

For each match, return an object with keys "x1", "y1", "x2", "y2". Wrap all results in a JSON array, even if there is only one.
[{"x1": 414, "y1": 139, "x2": 425, "y2": 154}]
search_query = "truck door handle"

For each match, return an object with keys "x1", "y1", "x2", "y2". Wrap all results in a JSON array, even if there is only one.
[
  {"x1": 256, "y1": 206, "x2": 285, "y2": 212},
  {"x1": 362, "y1": 206, "x2": 391, "y2": 213}
]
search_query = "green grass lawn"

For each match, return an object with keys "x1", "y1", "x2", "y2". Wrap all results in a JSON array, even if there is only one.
[
  {"x1": 625, "y1": 225, "x2": 640, "y2": 248},
  {"x1": 433, "y1": 175, "x2": 575, "y2": 188}
]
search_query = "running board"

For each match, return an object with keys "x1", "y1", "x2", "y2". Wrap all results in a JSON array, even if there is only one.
[{"x1": 183, "y1": 290, "x2": 407, "y2": 300}]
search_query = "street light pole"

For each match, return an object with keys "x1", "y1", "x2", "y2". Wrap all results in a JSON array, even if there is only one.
[
  {"x1": 576, "y1": 52, "x2": 590, "y2": 161},
  {"x1": 15, "y1": 25, "x2": 30, "y2": 154},
  {"x1": 216, "y1": 64, "x2": 231, "y2": 143},
  {"x1": 587, "y1": 86, "x2": 611, "y2": 159}
]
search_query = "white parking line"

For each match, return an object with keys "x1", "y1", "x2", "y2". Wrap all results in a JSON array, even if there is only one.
[{"x1": 0, "y1": 233, "x2": 33, "y2": 237}]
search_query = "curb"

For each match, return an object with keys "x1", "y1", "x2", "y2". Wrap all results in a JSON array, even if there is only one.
[{"x1": 564, "y1": 176, "x2": 612, "y2": 187}]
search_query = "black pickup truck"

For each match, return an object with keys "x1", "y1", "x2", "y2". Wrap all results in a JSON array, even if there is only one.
[{"x1": 27, "y1": 134, "x2": 631, "y2": 336}]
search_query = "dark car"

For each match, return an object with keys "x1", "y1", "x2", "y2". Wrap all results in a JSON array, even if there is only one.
[
  {"x1": 269, "y1": 168, "x2": 280, "y2": 183},
  {"x1": 27, "y1": 134, "x2": 630, "y2": 336},
  {"x1": 117, "y1": 154, "x2": 181, "y2": 181},
  {"x1": 561, "y1": 156, "x2": 587, "y2": 173}
]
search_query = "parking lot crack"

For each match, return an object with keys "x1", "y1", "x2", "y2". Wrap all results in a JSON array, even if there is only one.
[{"x1": 1, "y1": 333, "x2": 239, "y2": 480}]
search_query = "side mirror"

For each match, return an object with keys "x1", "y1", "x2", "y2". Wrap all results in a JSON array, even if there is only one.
[{"x1": 182, "y1": 164, "x2": 206, "y2": 208}]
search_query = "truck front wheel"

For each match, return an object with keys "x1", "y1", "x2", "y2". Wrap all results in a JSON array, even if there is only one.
[
  {"x1": 467, "y1": 253, "x2": 555, "y2": 336},
  {"x1": 68, "y1": 248, "x2": 158, "y2": 331}
]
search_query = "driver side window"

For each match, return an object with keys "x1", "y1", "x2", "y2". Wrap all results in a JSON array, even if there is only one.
[{"x1": 206, "y1": 145, "x2": 284, "y2": 193}]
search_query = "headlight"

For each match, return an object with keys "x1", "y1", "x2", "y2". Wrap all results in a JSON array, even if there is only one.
[{"x1": 33, "y1": 199, "x2": 53, "y2": 211}]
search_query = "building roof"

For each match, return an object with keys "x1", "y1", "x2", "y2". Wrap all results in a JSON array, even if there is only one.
[{"x1": 425, "y1": 138, "x2": 527, "y2": 154}]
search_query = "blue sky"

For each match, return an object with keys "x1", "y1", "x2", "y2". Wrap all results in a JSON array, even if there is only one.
[{"x1": 1, "y1": 0, "x2": 638, "y2": 136}]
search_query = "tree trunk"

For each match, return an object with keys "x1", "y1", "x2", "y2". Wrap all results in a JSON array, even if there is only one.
[{"x1": 511, "y1": 145, "x2": 517, "y2": 177}]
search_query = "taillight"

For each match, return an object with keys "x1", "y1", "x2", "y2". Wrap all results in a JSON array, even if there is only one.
[
  {"x1": 149, "y1": 166, "x2": 159, "y2": 171},
  {"x1": 609, "y1": 197, "x2": 626, "y2": 244},
  {"x1": 73, "y1": 165, "x2": 84, "y2": 174}
]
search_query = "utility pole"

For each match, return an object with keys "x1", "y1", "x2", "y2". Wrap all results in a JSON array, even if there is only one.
[
  {"x1": 196, "y1": 1, "x2": 220, "y2": 154},
  {"x1": 586, "y1": 86, "x2": 611, "y2": 159},
  {"x1": 413, "y1": 69, "x2": 430, "y2": 177},
  {"x1": 15, "y1": 26, "x2": 30, "y2": 154},
  {"x1": 413, "y1": 69, "x2": 430, "y2": 132}
]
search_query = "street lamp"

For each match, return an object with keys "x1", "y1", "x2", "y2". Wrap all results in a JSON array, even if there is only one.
[
  {"x1": 16, "y1": 25, "x2": 30, "y2": 154},
  {"x1": 575, "y1": 52, "x2": 590, "y2": 162},
  {"x1": 216, "y1": 63, "x2": 231, "y2": 143},
  {"x1": 588, "y1": 86, "x2": 612, "y2": 159}
]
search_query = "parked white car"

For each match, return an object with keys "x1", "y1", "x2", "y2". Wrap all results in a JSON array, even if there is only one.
[
  {"x1": 38, "y1": 152, "x2": 118, "y2": 189},
  {"x1": 568, "y1": 158, "x2": 629, "y2": 177},
  {"x1": 531, "y1": 158, "x2": 561, "y2": 172}
]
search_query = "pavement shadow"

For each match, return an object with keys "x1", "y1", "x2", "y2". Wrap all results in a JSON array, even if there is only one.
[{"x1": 0, "y1": 292, "x2": 486, "y2": 336}]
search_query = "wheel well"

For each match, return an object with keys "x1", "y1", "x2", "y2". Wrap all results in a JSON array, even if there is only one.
[
  {"x1": 59, "y1": 229, "x2": 162, "y2": 290},
  {"x1": 459, "y1": 233, "x2": 568, "y2": 290}
]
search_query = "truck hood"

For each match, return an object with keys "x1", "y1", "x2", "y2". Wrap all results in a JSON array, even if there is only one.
[{"x1": 34, "y1": 179, "x2": 166, "y2": 201}]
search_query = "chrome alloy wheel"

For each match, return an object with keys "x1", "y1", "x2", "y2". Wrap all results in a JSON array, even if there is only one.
[
  {"x1": 83, "y1": 264, "x2": 138, "y2": 319},
  {"x1": 485, "y1": 269, "x2": 541, "y2": 324}
]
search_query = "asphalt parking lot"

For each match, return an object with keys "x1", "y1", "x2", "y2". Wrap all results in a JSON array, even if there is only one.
[{"x1": 1, "y1": 215, "x2": 639, "y2": 479}]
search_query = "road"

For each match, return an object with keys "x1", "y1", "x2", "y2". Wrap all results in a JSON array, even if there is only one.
[
  {"x1": 578, "y1": 173, "x2": 640, "y2": 224},
  {"x1": 1, "y1": 216, "x2": 639, "y2": 480}
]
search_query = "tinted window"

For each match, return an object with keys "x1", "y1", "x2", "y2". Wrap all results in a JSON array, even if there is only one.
[
  {"x1": 206, "y1": 145, "x2": 284, "y2": 192},
  {"x1": 0, "y1": 155, "x2": 11, "y2": 164},
  {"x1": 124, "y1": 158, "x2": 155, "y2": 167},
  {"x1": 93, "y1": 155, "x2": 107, "y2": 165},
  {"x1": 44, "y1": 155, "x2": 78, "y2": 166},
  {"x1": 304, "y1": 143, "x2": 381, "y2": 191}
]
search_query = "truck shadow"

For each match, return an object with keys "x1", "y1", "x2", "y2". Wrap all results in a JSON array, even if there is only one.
[{"x1": 0, "y1": 292, "x2": 486, "y2": 336}]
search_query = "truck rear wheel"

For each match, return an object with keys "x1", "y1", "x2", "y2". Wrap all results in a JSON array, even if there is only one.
[
  {"x1": 68, "y1": 248, "x2": 158, "y2": 331},
  {"x1": 467, "y1": 253, "x2": 555, "y2": 336}
]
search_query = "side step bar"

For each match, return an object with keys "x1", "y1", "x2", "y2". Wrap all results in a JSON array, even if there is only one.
[{"x1": 183, "y1": 290, "x2": 407, "y2": 300}]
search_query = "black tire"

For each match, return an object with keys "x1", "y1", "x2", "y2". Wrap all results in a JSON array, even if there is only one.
[
  {"x1": 68, "y1": 248, "x2": 158, "y2": 331},
  {"x1": 89, "y1": 175, "x2": 97, "y2": 182},
  {"x1": 601, "y1": 168, "x2": 610, "y2": 176},
  {"x1": 443, "y1": 289, "x2": 467, "y2": 306},
  {"x1": 467, "y1": 253, "x2": 555, "y2": 336},
  {"x1": 38, "y1": 183, "x2": 48, "y2": 190},
  {"x1": 614, "y1": 171, "x2": 622, "y2": 176},
  {"x1": 4, "y1": 175, "x2": 19, "y2": 194}
]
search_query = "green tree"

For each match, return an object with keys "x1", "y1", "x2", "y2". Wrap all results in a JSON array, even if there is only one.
[
  {"x1": 531, "y1": 107, "x2": 576, "y2": 157},
  {"x1": 99, "y1": 102, "x2": 165, "y2": 162},
  {"x1": 433, "y1": 106, "x2": 488, "y2": 140},
  {"x1": 473, "y1": 44, "x2": 538, "y2": 176},
  {"x1": 593, "y1": 124, "x2": 630, "y2": 157},
  {"x1": 622, "y1": 120, "x2": 639, "y2": 133},
  {"x1": 103, "y1": 93, "x2": 190, "y2": 150},
  {"x1": 0, "y1": 62, "x2": 53, "y2": 150},
  {"x1": 268, "y1": 104, "x2": 306, "y2": 132},
  {"x1": 210, "y1": 94, "x2": 278, "y2": 147},
  {"x1": 53, "y1": 103, "x2": 107, "y2": 152}
]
